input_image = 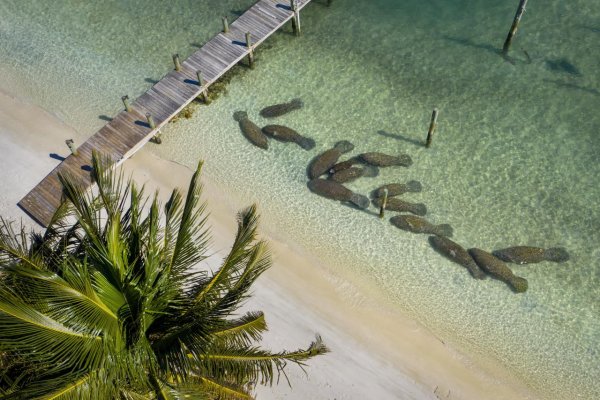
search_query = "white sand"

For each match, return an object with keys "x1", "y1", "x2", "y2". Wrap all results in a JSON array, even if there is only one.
[{"x1": 0, "y1": 89, "x2": 540, "y2": 400}]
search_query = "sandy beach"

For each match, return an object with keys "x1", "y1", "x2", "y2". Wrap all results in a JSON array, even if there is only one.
[{"x1": 0, "y1": 89, "x2": 541, "y2": 399}]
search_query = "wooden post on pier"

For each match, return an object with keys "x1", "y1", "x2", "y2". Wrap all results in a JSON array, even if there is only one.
[
  {"x1": 291, "y1": 0, "x2": 301, "y2": 36},
  {"x1": 65, "y1": 139, "x2": 78, "y2": 156},
  {"x1": 245, "y1": 32, "x2": 255, "y2": 68},
  {"x1": 425, "y1": 108, "x2": 438, "y2": 148},
  {"x1": 222, "y1": 16, "x2": 230, "y2": 33},
  {"x1": 196, "y1": 70, "x2": 209, "y2": 103},
  {"x1": 146, "y1": 113, "x2": 156, "y2": 130},
  {"x1": 502, "y1": 0, "x2": 528, "y2": 56},
  {"x1": 173, "y1": 54, "x2": 182, "y2": 71},
  {"x1": 121, "y1": 95, "x2": 131, "y2": 112},
  {"x1": 379, "y1": 188, "x2": 388, "y2": 219}
]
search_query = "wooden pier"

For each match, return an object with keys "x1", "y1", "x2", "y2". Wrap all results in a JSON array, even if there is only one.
[{"x1": 18, "y1": 0, "x2": 313, "y2": 227}]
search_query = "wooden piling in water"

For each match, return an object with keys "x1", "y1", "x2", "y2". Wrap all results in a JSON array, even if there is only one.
[
  {"x1": 65, "y1": 139, "x2": 78, "y2": 156},
  {"x1": 196, "y1": 70, "x2": 209, "y2": 103},
  {"x1": 379, "y1": 188, "x2": 388, "y2": 219},
  {"x1": 291, "y1": 0, "x2": 301, "y2": 36},
  {"x1": 173, "y1": 54, "x2": 182, "y2": 71},
  {"x1": 502, "y1": 0, "x2": 528, "y2": 56},
  {"x1": 222, "y1": 16, "x2": 230, "y2": 33},
  {"x1": 121, "y1": 95, "x2": 131, "y2": 112},
  {"x1": 426, "y1": 108, "x2": 438, "y2": 148},
  {"x1": 245, "y1": 32, "x2": 255, "y2": 68}
]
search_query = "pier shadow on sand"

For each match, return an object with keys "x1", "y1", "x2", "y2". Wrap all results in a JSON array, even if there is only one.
[
  {"x1": 49, "y1": 153, "x2": 66, "y2": 162},
  {"x1": 145, "y1": 78, "x2": 159, "y2": 85},
  {"x1": 377, "y1": 130, "x2": 423, "y2": 147},
  {"x1": 442, "y1": 35, "x2": 499, "y2": 56},
  {"x1": 98, "y1": 115, "x2": 112, "y2": 122}
]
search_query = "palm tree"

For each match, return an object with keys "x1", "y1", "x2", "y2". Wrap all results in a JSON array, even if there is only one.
[{"x1": 0, "y1": 152, "x2": 327, "y2": 399}]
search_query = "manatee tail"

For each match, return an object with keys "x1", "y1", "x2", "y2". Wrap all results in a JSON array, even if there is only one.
[
  {"x1": 411, "y1": 203, "x2": 427, "y2": 216},
  {"x1": 298, "y1": 136, "x2": 316, "y2": 150},
  {"x1": 398, "y1": 153, "x2": 413, "y2": 167},
  {"x1": 509, "y1": 276, "x2": 528, "y2": 293},
  {"x1": 434, "y1": 224, "x2": 453, "y2": 238},
  {"x1": 406, "y1": 180, "x2": 423, "y2": 192},
  {"x1": 233, "y1": 111, "x2": 247, "y2": 122},
  {"x1": 349, "y1": 193, "x2": 370, "y2": 209},
  {"x1": 362, "y1": 165, "x2": 379, "y2": 178},
  {"x1": 291, "y1": 98, "x2": 304, "y2": 109},
  {"x1": 544, "y1": 247, "x2": 570, "y2": 263}
]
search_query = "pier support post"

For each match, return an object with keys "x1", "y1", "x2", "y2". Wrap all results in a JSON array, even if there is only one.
[
  {"x1": 151, "y1": 133, "x2": 162, "y2": 144},
  {"x1": 502, "y1": 0, "x2": 528, "y2": 56},
  {"x1": 173, "y1": 53, "x2": 182, "y2": 71},
  {"x1": 65, "y1": 139, "x2": 78, "y2": 156},
  {"x1": 426, "y1": 108, "x2": 438, "y2": 148},
  {"x1": 222, "y1": 16, "x2": 230, "y2": 33},
  {"x1": 146, "y1": 113, "x2": 156, "y2": 130},
  {"x1": 196, "y1": 70, "x2": 209, "y2": 104},
  {"x1": 379, "y1": 188, "x2": 388, "y2": 219},
  {"x1": 245, "y1": 32, "x2": 255, "y2": 68},
  {"x1": 122, "y1": 95, "x2": 131, "y2": 112},
  {"x1": 291, "y1": 0, "x2": 301, "y2": 36}
]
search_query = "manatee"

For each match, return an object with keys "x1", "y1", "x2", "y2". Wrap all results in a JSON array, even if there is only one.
[
  {"x1": 428, "y1": 236, "x2": 485, "y2": 279},
  {"x1": 390, "y1": 215, "x2": 453, "y2": 237},
  {"x1": 329, "y1": 158, "x2": 360, "y2": 174},
  {"x1": 372, "y1": 197, "x2": 427, "y2": 216},
  {"x1": 329, "y1": 166, "x2": 379, "y2": 183},
  {"x1": 307, "y1": 179, "x2": 369, "y2": 209},
  {"x1": 358, "y1": 152, "x2": 412, "y2": 167},
  {"x1": 260, "y1": 98, "x2": 303, "y2": 118},
  {"x1": 492, "y1": 246, "x2": 570, "y2": 264},
  {"x1": 371, "y1": 181, "x2": 423, "y2": 198},
  {"x1": 307, "y1": 141, "x2": 355, "y2": 179},
  {"x1": 233, "y1": 111, "x2": 268, "y2": 150},
  {"x1": 468, "y1": 248, "x2": 528, "y2": 293},
  {"x1": 262, "y1": 124, "x2": 315, "y2": 150}
]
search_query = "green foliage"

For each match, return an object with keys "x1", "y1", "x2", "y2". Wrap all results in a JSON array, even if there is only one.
[{"x1": 0, "y1": 152, "x2": 328, "y2": 399}]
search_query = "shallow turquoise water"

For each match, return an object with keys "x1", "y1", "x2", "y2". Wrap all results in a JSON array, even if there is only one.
[{"x1": 1, "y1": 1, "x2": 599, "y2": 398}]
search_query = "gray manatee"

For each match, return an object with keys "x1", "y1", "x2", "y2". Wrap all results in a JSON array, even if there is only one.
[
  {"x1": 371, "y1": 181, "x2": 422, "y2": 198},
  {"x1": 329, "y1": 166, "x2": 379, "y2": 183},
  {"x1": 372, "y1": 197, "x2": 427, "y2": 216},
  {"x1": 260, "y1": 98, "x2": 303, "y2": 118},
  {"x1": 308, "y1": 141, "x2": 355, "y2": 179},
  {"x1": 390, "y1": 215, "x2": 453, "y2": 237},
  {"x1": 468, "y1": 248, "x2": 528, "y2": 293},
  {"x1": 492, "y1": 246, "x2": 569, "y2": 264},
  {"x1": 428, "y1": 236, "x2": 485, "y2": 279},
  {"x1": 358, "y1": 152, "x2": 412, "y2": 167},
  {"x1": 307, "y1": 179, "x2": 369, "y2": 209},
  {"x1": 234, "y1": 111, "x2": 268, "y2": 150},
  {"x1": 262, "y1": 124, "x2": 315, "y2": 150}
]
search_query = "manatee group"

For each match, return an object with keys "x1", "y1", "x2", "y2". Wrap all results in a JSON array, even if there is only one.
[
  {"x1": 262, "y1": 124, "x2": 315, "y2": 150},
  {"x1": 233, "y1": 111, "x2": 268, "y2": 149},
  {"x1": 428, "y1": 236, "x2": 485, "y2": 279},
  {"x1": 372, "y1": 197, "x2": 427, "y2": 216},
  {"x1": 468, "y1": 248, "x2": 528, "y2": 293},
  {"x1": 260, "y1": 98, "x2": 304, "y2": 118},
  {"x1": 492, "y1": 246, "x2": 570, "y2": 264},
  {"x1": 308, "y1": 141, "x2": 355, "y2": 179},
  {"x1": 307, "y1": 179, "x2": 369, "y2": 209},
  {"x1": 390, "y1": 215, "x2": 453, "y2": 237}
]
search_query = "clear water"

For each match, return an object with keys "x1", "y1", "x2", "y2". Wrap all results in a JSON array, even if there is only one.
[{"x1": 1, "y1": 1, "x2": 599, "y2": 398}]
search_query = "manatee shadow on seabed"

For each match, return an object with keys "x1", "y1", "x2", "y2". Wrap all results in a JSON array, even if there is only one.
[
  {"x1": 543, "y1": 79, "x2": 599, "y2": 97},
  {"x1": 377, "y1": 130, "x2": 423, "y2": 148},
  {"x1": 341, "y1": 202, "x2": 379, "y2": 217}
]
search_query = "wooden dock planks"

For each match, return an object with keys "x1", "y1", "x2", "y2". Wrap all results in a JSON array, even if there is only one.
[{"x1": 18, "y1": 0, "x2": 313, "y2": 227}]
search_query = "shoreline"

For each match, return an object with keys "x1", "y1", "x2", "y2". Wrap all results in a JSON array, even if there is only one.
[{"x1": 0, "y1": 89, "x2": 540, "y2": 399}]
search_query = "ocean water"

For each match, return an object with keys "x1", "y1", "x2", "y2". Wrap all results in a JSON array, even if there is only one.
[{"x1": 1, "y1": 0, "x2": 599, "y2": 399}]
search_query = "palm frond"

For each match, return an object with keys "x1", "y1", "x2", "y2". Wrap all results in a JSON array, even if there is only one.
[
  {"x1": 211, "y1": 312, "x2": 266, "y2": 347},
  {"x1": 0, "y1": 218, "x2": 43, "y2": 271},
  {"x1": 191, "y1": 377, "x2": 253, "y2": 400}
]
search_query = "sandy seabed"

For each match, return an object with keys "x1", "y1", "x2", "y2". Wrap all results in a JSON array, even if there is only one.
[{"x1": 0, "y1": 89, "x2": 542, "y2": 399}]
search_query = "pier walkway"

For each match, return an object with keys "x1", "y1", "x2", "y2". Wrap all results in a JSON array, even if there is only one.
[{"x1": 18, "y1": 0, "x2": 312, "y2": 227}]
